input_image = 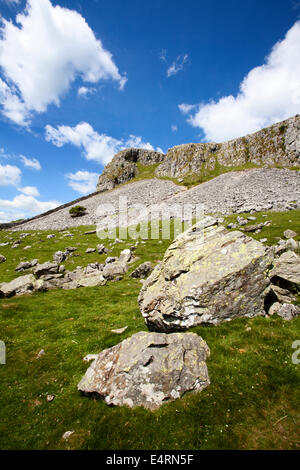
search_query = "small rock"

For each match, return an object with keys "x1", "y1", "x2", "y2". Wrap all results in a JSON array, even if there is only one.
[
  {"x1": 47, "y1": 234, "x2": 55, "y2": 239},
  {"x1": 111, "y1": 326, "x2": 128, "y2": 334},
  {"x1": 46, "y1": 395, "x2": 55, "y2": 402},
  {"x1": 131, "y1": 262, "x2": 153, "y2": 278},
  {"x1": 284, "y1": 229, "x2": 297, "y2": 239},
  {"x1": 277, "y1": 303, "x2": 300, "y2": 320},
  {"x1": 0, "y1": 255, "x2": 6, "y2": 264},
  {"x1": 37, "y1": 349, "x2": 45, "y2": 358},
  {"x1": 62, "y1": 431, "x2": 74, "y2": 440},
  {"x1": 53, "y1": 251, "x2": 67, "y2": 263},
  {"x1": 86, "y1": 248, "x2": 96, "y2": 254}
]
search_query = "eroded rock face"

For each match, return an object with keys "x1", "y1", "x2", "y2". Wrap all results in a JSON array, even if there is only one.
[
  {"x1": 78, "y1": 331, "x2": 210, "y2": 409},
  {"x1": 156, "y1": 114, "x2": 300, "y2": 179},
  {"x1": 96, "y1": 148, "x2": 165, "y2": 192},
  {"x1": 138, "y1": 217, "x2": 274, "y2": 331}
]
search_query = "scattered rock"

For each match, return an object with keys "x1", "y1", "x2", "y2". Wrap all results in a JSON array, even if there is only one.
[
  {"x1": 37, "y1": 349, "x2": 45, "y2": 358},
  {"x1": 46, "y1": 395, "x2": 55, "y2": 402},
  {"x1": 131, "y1": 262, "x2": 153, "y2": 278},
  {"x1": 78, "y1": 331, "x2": 210, "y2": 409},
  {"x1": 0, "y1": 274, "x2": 37, "y2": 298},
  {"x1": 47, "y1": 234, "x2": 55, "y2": 239},
  {"x1": 53, "y1": 251, "x2": 67, "y2": 263},
  {"x1": 0, "y1": 255, "x2": 6, "y2": 264},
  {"x1": 34, "y1": 262, "x2": 59, "y2": 278},
  {"x1": 139, "y1": 217, "x2": 274, "y2": 331},
  {"x1": 86, "y1": 248, "x2": 96, "y2": 254},
  {"x1": 111, "y1": 326, "x2": 128, "y2": 334},
  {"x1": 76, "y1": 275, "x2": 107, "y2": 288},
  {"x1": 269, "y1": 251, "x2": 300, "y2": 289},
  {"x1": 243, "y1": 223, "x2": 264, "y2": 232},
  {"x1": 269, "y1": 302, "x2": 300, "y2": 320},
  {"x1": 284, "y1": 229, "x2": 297, "y2": 239},
  {"x1": 97, "y1": 244, "x2": 109, "y2": 254},
  {"x1": 84, "y1": 230, "x2": 96, "y2": 235},
  {"x1": 62, "y1": 431, "x2": 74, "y2": 440}
]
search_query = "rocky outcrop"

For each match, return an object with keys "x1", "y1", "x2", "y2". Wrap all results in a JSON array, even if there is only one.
[
  {"x1": 78, "y1": 331, "x2": 210, "y2": 409},
  {"x1": 0, "y1": 248, "x2": 134, "y2": 297},
  {"x1": 138, "y1": 217, "x2": 274, "y2": 331},
  {"x1": 96, "y1": 148, "x2": 164, "y2": 192},
  {"x1": 155, "y1": 114, "x2": 300, "y2": 178}
]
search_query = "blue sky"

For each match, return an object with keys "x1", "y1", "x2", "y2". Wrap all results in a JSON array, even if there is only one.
[{"x1": 0, "y1": 0, "x2": 300, "y2": 222}]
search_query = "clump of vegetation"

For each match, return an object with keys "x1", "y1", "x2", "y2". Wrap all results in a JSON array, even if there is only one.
[{"x1": 69, "y1": 205, "x2": 87, "y2": 218}]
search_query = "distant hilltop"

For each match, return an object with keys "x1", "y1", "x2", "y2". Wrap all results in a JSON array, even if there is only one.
[{"x1": 97, "y1": 114, "x2": 300, "y2": 191}]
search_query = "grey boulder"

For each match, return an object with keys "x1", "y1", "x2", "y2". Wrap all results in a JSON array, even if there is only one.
[
  {"x1": 78, "y1": 331, "x2": 210, "y2": 409},
  {"x1": 269, "y1": 251, "x2": 300, "y2": 289},
  {"x1": 138, "y1": 217, "x2": 274, "y2": 331},
  {"x1": 33, "y1": 262, "x2": 59, "y2": 278},
  {"x1": 0, "y1": 274, "x2": 37, "y2": 297},
  {"x1": 131, "y1": 261, "x2": 153, "y2": 278}
]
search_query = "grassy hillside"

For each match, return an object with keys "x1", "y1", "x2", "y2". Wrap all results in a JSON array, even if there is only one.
[
  {"x1": 124, "y1": 162, "x2": 300, "y2": 190},
  {"x1": 0, "y1": 211, "x2": 299, "y2": 450}
]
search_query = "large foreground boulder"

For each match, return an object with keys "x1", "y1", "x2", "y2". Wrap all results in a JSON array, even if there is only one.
[
  {"x1": 138, "y1": 217, "x2": 274, "y2": 331},
  {"x1": 78, "y1": 331, "x2": 210, "y2": 409}
]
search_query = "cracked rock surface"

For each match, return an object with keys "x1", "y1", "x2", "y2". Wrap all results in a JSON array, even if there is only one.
[
  {"x1": 77, "y1": 331, "x2": 210, "y2": 409},
  {"x1": 138, "y1": 217, "x2": 274, "y2": 331}
]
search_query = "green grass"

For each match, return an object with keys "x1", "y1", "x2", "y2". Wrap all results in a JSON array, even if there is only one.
[
  {"x1": 223, "y1": 208, "x2": 300, "y2": 248},
  {"x1": 0, "y1": 212, "x2": 300, "y2": 450},
  {"x1": 122, "y1": 161, "x2": 300, "y2": 190}
]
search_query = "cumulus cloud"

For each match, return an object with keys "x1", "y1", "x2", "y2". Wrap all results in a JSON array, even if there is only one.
[
  {"x1": 0, "y1": 0, "x2": 126, "y2": 125},
  {"x1": 167, "y1": 54, "x2": 189, "y2": 77},
  {"x1": 66, "y1": 170, "x2": 99, "y2": 194},
  {"x1": 45, "y1": 122, "x2": 162, "y2": 165},
  {"x1": 19, "y1": 185, "x2": 39, "y2": 197},
  {"x1": 19, "y1": 155, "x2": 41, "y2": 170},
  {"x1": 77, "y1": 86, "x2": 96, "y2": 97},
  {"x1": 171, "y1": 125, "x2": 178, "y2": 132},
  {"x1": 179, "y1": 21, "x2": 300, "y2": 142},
  {"x1": 0, "y1": 163, "x2": 21, "y2": 186},
  {"x1": 0, "y1": 194, "x2": 60, "y2": 223}
]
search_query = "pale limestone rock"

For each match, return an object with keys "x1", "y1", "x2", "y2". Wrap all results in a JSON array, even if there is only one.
[
  {"x1": 138, "y1": 217, "x2": 273, "y2": 331},
  {"x1": 78, "y1": 331, "x2": 210, "y2": 409}
]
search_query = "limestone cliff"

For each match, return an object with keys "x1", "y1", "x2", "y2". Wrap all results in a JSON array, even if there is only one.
[
  {"x1": 156, "y1": 114, "x2": 300, "y2": 178},
  {"x1": 96, "y1": 148, "x2": 164, "y2": 192},
  {"x1": 96, "y1": 115, "x2": 300, "y2": 192}
]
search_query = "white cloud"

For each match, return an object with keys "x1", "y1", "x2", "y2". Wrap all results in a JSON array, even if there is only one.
[
  {"x1": 125, "y1": 134, "x2": 156, "y2": 151},
  {"x1": 171, "y1": 125, "x2": 177, "y2": 132},
  {"x1": 180, "y1": 21, "x2": 300, "y2": 142},
  {"x1": 19, "y1": 155, "x2": 41, "y2": 170},
  {"x1": 19, "y1": 185, "x2": 40, "y2": 197},
  {"x1": 77, "y1": 86, "x2": 96, "y2": 97},
  {"x1": 0, "y1": 194, "x2": 60, "y2": 223},
  {"x1": 178, "y1": 103, "x2": 197, "y2": 115},
  {"x1": 0, "y1": 0, "x2": 126, "y2": 125},
  {"x1": 0, "y1": 163, "x2": 22, "y2": 186},
  {"x1": 45, "y1": 122, "x2": 162, "y2": 165},
  {"x1": 66, "y1": 170, "x2": 99, "y2": 194},
  {"x1": 167, "y1": 54, "x2": 189, "y2": 77}
]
